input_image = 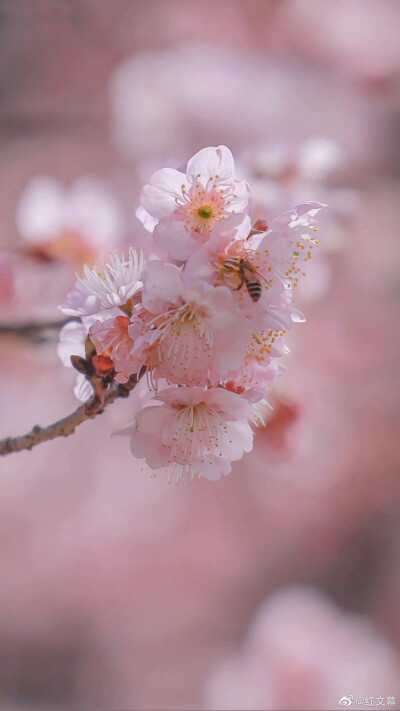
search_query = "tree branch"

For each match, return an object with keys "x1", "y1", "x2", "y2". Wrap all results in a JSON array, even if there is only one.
[{"x1": 0, "y1": 371, "x2": 143, "y2": 457}]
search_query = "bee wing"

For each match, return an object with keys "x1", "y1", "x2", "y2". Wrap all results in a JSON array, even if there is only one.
[
  {"x1": 245, "y1": 265, "x2": 270, "y2": 285},
  {"x1": 256, "y1": 271, "x2": 270, "y2": 285},
  {"x1": 242, "y1": 262, "x2": 270, "y2": 290},
  {"x1": 242, "y1": 262, "x2": 267, "y2": 281},
  {"x1": 241, "y1": 263, "x2": 257, "y2": 280}
]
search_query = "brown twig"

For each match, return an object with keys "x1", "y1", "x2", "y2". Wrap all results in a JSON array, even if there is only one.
[{"x1": 0, "y1": 367, "x2": 144, "y2": 457}]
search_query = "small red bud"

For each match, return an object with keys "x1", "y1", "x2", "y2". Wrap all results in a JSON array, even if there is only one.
[
  {"x1": 92, "y1": 354, "x2": 114, "y2": 376},
  {"x1": 224, "y1": 380, "x2": 245, "y2": 395},
  {"x1": 253, "y1": 219, "x2": 268, "y2": 232}
]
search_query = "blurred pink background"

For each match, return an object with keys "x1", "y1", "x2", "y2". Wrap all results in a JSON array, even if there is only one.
[{"x1": 0, "y1": 2, "x2": 400, "y2": 709}]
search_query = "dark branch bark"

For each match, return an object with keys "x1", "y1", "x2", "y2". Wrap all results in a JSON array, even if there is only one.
[{"x1": 0, "y1": 372, "x2": 142, "y2": 457}]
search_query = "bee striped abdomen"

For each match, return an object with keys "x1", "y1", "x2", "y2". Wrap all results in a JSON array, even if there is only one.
[
  {"x1": 245, "y1": 279, "x2": 262, "y2": 301},
  {"x1": 222, "y1": 257, "x2": 264, "y2": 302}
]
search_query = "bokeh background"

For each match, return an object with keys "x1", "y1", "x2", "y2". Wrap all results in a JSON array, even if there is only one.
[{"x1": 1, "y1": 1, "x2": 400, "y2": 709}]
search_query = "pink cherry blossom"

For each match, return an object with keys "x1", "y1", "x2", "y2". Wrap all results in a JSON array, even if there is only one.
[
  {"x1": 126, "y1": 386, "x2": 255, "y2": 482},
  {"x1": 136, "y1": 145, "x2": 252, "y2": 260},
  {"x1": 53, "y1": 145, "x2": 328, "y2": 480},
  {"x1": 130, "y1": 260, "x2": 252, "y2": 386}
]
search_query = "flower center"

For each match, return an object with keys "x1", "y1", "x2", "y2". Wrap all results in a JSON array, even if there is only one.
[
  {"x1": 164, "y1": 403, "x2": 227, "y2": 463},
  {"x1": 197, "y1": 205, "x2": 213, "y2": 219},
  {"x1": 143, "y1": 302, "x2": 213, "y2": 384}
]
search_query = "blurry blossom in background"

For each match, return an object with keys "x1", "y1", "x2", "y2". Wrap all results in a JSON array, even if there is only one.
[
  {"x1": 16, "y1": 175, "x2": 125, "y2": 265},
  {"x1": 0, "y1": 176, "x2": 127, "y2": 323},
  {"x1": 0, "y1": 1, "x2": 400, "y2": 710},
  {"x1": 204, "y1": 588, "x2": 400, "y2": 711}
]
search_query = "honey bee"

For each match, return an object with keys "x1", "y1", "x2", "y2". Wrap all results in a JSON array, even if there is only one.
[{"x1": 222, "y1": 257, "x2": 265, "y2": 302}]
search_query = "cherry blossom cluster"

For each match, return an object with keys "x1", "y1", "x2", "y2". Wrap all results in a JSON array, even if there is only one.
[{"x1": 58, "y1": 146, "x2": 326, "y2": 482}]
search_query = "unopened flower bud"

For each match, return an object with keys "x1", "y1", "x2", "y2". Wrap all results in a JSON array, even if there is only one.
[
  {"x1": 224, "y1": 380, "x2": 245, "y2": 395},
  {"x1": 253, "y1": 218, "x2": 268, "y2": 232},
  {"x1": 92, "y1": 354, "x2": 114, "y2": 377}
]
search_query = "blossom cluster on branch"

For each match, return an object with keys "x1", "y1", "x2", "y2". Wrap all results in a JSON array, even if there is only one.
[{"x1": 58, "y1": 145, "x2": 326, "y2": 482}]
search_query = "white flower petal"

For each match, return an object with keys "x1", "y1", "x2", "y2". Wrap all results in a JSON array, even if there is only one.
[
  {"x1": 141, "y1": 168, "x2": 189, "y2": 219},
  {"x1": 186, "y1": 145, "x2": 235, "y2": 186}
]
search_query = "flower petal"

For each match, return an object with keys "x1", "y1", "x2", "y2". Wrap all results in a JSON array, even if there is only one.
[
  {"x1": 74, "y1": 374, "x2": 93, "y2": 402},
  {"x1": 196, "y1": 457, "x2": 232, "y2": 481},
  {"x1": 57, "y1": 321, "x2": 86, "y2": 366},
  {"x1": 154, "y1": 216, "x2": 199, "y2": 261},
  {"x1": 204, "y1": 387, "x2": 254, "y2": 421},
  {"x1": 142, "y1": 260, "x2": 183, "y2": 312},
  {"x1": 186, "y1": 145, "x2": 235, "y2": 187},
  {"x1": 135, "y1": 403, "x2": 171, "y2": 435},
  {"x1": 229, "y1": 180, "x2": 252, "y2": 214},
  {"x1": 141, "y1": 168, "x2": 189, "y2": 219},
  {"x1": 135, "y1": 205, "x2": 159, "y2": 233},
  {"x1": 130, "y1": 430, "x2": 170, "y2": 469}
]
